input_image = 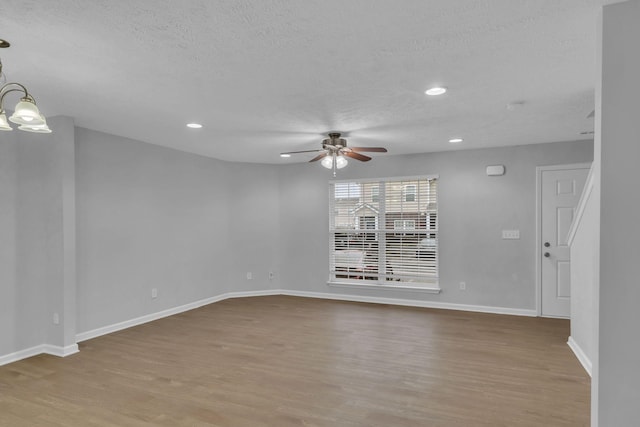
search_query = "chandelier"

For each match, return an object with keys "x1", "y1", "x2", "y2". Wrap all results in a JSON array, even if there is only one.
[{"x1": 0, "y1": 39, "x2": 51, "y2": 133}]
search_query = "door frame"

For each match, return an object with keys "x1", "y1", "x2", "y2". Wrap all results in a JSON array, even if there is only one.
[{"x1": 535, "y1": 163, "x2": 591, "y2": 317}]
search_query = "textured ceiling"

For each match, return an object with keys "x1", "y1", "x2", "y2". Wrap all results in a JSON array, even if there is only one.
[{"x1": 0, "y1": 0, "x2": 608, "y2": 163}]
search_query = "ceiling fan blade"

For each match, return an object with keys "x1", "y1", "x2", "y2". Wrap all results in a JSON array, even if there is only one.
[
  {"x1": 309, "y1": 152, "x2": 329, "y2": 162},
  {"x1": 344, "y1": 151, "x2": 372, "y2": 162},
  {"x1": 350, "y1": 147, "x2": 388, "y2": 153},
  {"x1": 281, "y1": 149, "x2": 324, "y2": 155}
]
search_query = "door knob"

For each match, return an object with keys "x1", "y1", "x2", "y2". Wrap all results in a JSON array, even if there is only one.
[
  {"x1": 544, "y1": 252, "x2": 550, "y2": 257},
  {"x1": 544, "y1": 242, "x2": 550, "y2": 247}
]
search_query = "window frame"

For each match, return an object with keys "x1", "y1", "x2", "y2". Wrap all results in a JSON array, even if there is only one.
[
  {"x1": 404, "y1": 184, "x2": 417, "y2": 202},
  {"x1": 328, "y1": 175, "x2": 440, "y2": 293},
  {"x1": 371, "y1": 185, "x2": 380, "y2": 202},
  {"x1": 394, "y1": 219, "x2": 416, "y2": 230}
]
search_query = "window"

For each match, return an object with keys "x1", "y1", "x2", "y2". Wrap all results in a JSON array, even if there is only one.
[
  {"x1": 404, "y1": 185, "x2": 416, "y2": 202},
  {"x1": 329, "y1": 176, "x2": 438, "y2": 287},
  {"x1": 394, "y1": 219, "x2": 415, "y2": 230},
  {"x1": 371, "y1": 186, "x2": 379, "y2": 202}
]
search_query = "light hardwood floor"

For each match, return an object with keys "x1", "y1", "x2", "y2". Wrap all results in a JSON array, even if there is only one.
[{"x1": 0, "y1": 296, "x2": 590, "y2": 426}]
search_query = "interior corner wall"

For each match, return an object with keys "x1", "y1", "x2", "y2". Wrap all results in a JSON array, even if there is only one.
[
  {"x1": 75, "y1": 128, "x2": 229, "y2": 333},
  {"x1": 14, "y1": 132, "x2": 52, "y2": 351},
  {"x1": 74, "y1": 128, "x2": 281, "y2": 336},
  {"x1": 225, "y1": 163, "x2": 281, "y2": 291},
  {"x1": 598, "y1": 0, "x2": 640, "y2": 425},
  {"x1": 0, "y1": 116, "x2": 76, "y2": 358},
  {"x1": 43, "y1": 116, "x2": 77, "y2": 350},
  {"x1": 278, "y1": 140, "x2": 593, "y2": 310}
]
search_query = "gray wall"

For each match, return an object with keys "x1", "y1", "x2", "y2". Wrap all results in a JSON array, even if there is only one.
[
  {"x1": 75, "y1": 128, "x2": 281, "y2": 334},
  {"x1": 0, "y1": 127, "x2": 20, "y2": 356},
  {"x1": 279, "y1": 140, "x2": 593, "y2": 310},
  {"x1": 226, "y1": 163, "x2": 281, "y2": 291},
  {"x1": 0, "y1": 116, "x2": 75, "y2": 357},
  {"x1": 569, "y1": 0, "x2": 606, "y2": 396},
  {"x1": 15, "y1": 133, "x2": 53, "y2": 350},
  {"x1": 598, "y1": 1, "x2": 640, "y2": 425},
  {"x1": 42, "y1": 117, "x2": 77, "y2": 350},
  {"x1": 2, "y1": 124, "x2": 592, "y2": 360},
  {"x1": 569, "y1": 170, "x2": 598, "y2": 373}
]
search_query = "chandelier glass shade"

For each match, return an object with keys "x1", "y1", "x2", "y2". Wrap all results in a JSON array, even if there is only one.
[{"x1": 0, "y1": 57, "x2": 51, "y2": 133}]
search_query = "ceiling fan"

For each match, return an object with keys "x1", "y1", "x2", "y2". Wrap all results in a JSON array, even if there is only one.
[{"x1": 281, "y1": 132, "x2": 388, "y2": 175}]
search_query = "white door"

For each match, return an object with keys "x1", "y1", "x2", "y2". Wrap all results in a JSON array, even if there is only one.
[{"x1": 540, "y1": 166, "x2": 589, "y2": 318}]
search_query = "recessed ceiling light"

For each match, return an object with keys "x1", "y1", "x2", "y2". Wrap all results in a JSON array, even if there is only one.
[
  {"x1": 186, "y1": 123, "x2": 202, "y2": 129},
  {"x1": 449, "y1": 138, "x2": 463, "y2": 143},
  {"x1": 280, "y1": 153, "x2": 291, "y2": 158},
  {"x1": 425, "y1": 87, "x2": 447, "y2": 96}
]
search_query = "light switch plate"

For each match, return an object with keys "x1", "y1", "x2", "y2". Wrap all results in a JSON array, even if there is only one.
[{"x1": 502, "y1": 230, "x2": 520, "y2": 239}]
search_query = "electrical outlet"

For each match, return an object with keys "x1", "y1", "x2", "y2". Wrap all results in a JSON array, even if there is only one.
[
  {"x1": 459, "y1": 282, "x2": 466, "y2": 291},
  {"x1": 53, "y1": 312, "x2": 60, "y2": 325},
  {"x1": 151, "y1": 288, "x2": 158, "y2": 299},
  {"x1": 246, "y1": 272, "x2": 252, "y2": 280}
]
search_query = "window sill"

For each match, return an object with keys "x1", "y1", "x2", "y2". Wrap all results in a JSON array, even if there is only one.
[{"x1": 327, "y1": 281, "x2": 441, "y2": 293}]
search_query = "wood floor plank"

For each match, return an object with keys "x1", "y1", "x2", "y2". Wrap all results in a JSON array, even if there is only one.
[{"x1": 0, "y1": 296, "x2": 590, "y2": 426}]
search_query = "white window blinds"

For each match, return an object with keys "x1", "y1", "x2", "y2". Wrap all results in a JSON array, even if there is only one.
[{"x1": 329, "y1": 176, "x2": 438, "y2": 285}]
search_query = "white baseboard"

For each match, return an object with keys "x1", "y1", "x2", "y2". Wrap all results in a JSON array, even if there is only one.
[
  {"x1": 0, "y1": 343, "x2": 79, "y2": 367},
  {"x1": 76, "y1": 295, "x2": 227, "y2": 342},
  {"x1": 567, "y1": 336, "x2": 592, "y2": 376},
  {"x1": 76, "y1": 288, "x2": 535, "y2": 344},
  {"x1": 42, "y1": 344, "x2": 79, "y2": 358},
  {"x1": 76, "y1": 289, "x2": 282, "y2": 343},
  {"x1": 224, "y1": 289, "x2": 282, "y2": 299},
  {"x1": 0, "y1": 345, "x2": 46, "y2": 367},
  {"x1": 279, "y1": 289, "x2": 537, "y2": 317}
]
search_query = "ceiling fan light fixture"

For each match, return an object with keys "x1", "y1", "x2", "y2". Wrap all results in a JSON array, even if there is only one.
[
  {"x1": 321, "y1": 154, "x2": 348, "y2": 170},
  {"x1": 284, "y1": 132, "x2": 384, "y2": 175},
  {"x1": 320, "y1": 156, "x2": 332, "y2": 169}
]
